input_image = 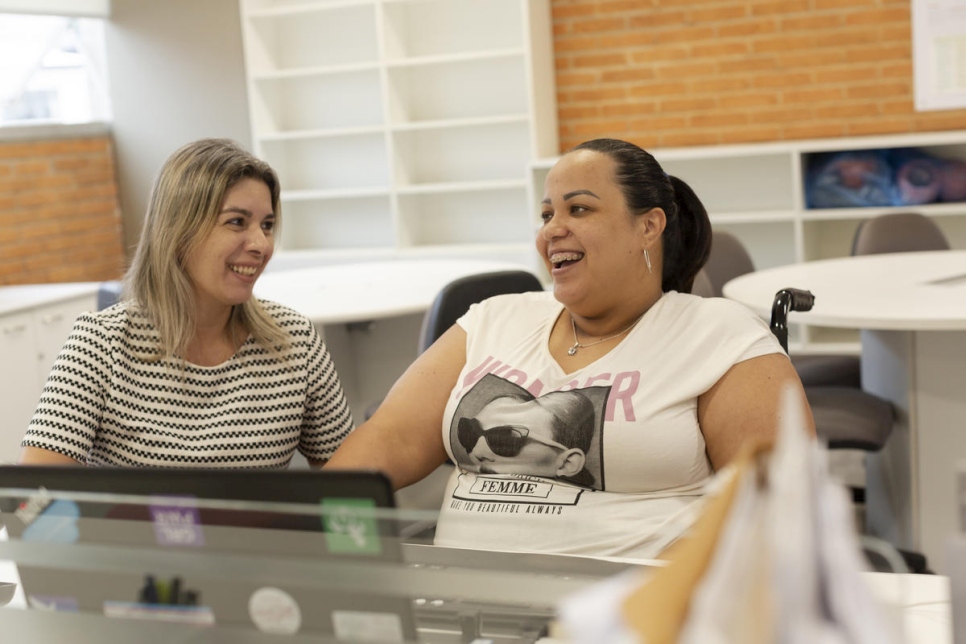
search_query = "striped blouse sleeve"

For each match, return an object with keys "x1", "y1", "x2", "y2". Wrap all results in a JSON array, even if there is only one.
[
  {"x1": 21, "y1": 312, "x2": 113, "y2": 463},
  {"x1": 297, "y1": 318, "x2": 354, "y2": 463}
]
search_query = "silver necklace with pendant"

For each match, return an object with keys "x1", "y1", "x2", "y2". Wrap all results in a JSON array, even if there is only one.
[{"x1": 567, "y1": 313, "x2": 644, "y2": 356}]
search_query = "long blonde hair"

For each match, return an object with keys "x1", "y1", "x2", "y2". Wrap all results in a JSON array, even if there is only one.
[{"x1": 124, "y1": 138, "x2": 288, "y2": 360}]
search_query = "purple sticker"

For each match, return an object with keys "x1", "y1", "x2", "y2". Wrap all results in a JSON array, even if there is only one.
[{"x1": 149, "y1": 499, "x2": 204, "y2": 548}]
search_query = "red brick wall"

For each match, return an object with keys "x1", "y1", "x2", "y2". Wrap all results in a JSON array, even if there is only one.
[
  {"x1": 0, "y1": 135, "x2": 125, "y2": 286},
  {"x1": 5, "y1": 2, "x2": 963, "y2": 287},
  {"x1": 552, "y1": 0, "x2": 966, "y2": 151}
]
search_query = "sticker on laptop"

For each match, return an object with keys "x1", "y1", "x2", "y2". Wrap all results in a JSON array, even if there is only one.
[
  {"x1": 104, "y1": 601, "x2": 215, "y2": 626},
  {"x1": 149, "y1": 497, "x2": 204, "y2": 547},
  {"x1": 21, "y1": 499, "x2": 80, "y2": 543},
  {"x1": 249, "y1": 587, "x2": 301, "y2": 635},
  {"x1": 15, "y1": 486, "x2": 52, "y2": 527},
  {"x1": 29, "y1": 595, "x2": 79, "y2": 612},
  {"x1": 332, "y1": 610, "x2": 404, "y2": 643},
  {"x1": 320, "y1": 498, "x2": 381, "y2": 555}
]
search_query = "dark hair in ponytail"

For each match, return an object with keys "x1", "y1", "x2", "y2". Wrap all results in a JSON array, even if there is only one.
[{"x1": 571, "y1": 138, "x2": 712, "y2": 293}]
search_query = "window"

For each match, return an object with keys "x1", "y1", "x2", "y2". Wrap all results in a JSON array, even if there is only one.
[{"x1": 0, "y1": 13, "x2": 111, "y2": 126}]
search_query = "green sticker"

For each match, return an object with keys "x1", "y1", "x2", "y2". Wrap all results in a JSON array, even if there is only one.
[{"x1": 320, "y1": 498, "x2": 381, "y2": 555}]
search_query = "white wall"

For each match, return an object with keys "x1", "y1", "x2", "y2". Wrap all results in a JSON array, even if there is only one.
[{"x1": 105, "y1": 0, "x2": 251, "y2": 253}]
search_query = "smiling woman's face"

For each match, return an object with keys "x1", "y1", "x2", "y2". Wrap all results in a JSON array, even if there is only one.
[
  {"x1": 183, "y1": 177, "x2": 276, "y2": 321},
  {"x1": 536, "y1": 149, "x2": 652, "y2": 314}
]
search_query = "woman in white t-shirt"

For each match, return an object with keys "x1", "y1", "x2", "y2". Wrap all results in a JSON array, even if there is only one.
[{"x1": 326, "y1": 138, "x2": 814, "y2": 559}]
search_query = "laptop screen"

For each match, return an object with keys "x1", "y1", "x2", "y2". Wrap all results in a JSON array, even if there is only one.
[{"x1": 0, "y1": 465, "x2": 417, "y2": 640}]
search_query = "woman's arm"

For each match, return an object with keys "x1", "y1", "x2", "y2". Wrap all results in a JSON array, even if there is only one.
[
  {"x1": 697, "y1": 353, "x2": 816, "y2": 471},
  {"x1": 323, "y1": 324, "x2": 468, "y2": 490},
  {"x1": 18, "y1": 446, "x2": 82, "y2": 465}
]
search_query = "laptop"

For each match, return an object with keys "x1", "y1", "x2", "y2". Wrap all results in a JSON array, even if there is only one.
[{"x1": 0, "y1": 465, "x2": 418, "y2": 641}]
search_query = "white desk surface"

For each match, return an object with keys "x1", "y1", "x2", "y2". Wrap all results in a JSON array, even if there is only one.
[
  {"x1": 722, "y1": 250, "x2": 966, "y2": 330},
  {"x1": 254, "y1": 258, "x2": 539, "y2": 326},
  {"x1": 0, "y1": 282, "x2": 99, "y2": 317},
  {"x1": 0, "y1": 557, "x2": 952, "y2": 643},
  {"x1": 864, "y1": 571, "x2": 952, "y2": 644}
]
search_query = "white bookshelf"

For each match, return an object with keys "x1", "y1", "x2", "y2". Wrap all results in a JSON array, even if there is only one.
[
  {"x1": 530, "y1": 130, "x2": 966, "y2": 353},
  {"x1": 239, "y1": 0, "x2": 558, "y2": 270}
]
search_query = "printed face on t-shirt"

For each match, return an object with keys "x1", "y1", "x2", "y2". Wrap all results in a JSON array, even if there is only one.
[{"x1": 459, "y1": 397, "x2": 569, "y2": 477}]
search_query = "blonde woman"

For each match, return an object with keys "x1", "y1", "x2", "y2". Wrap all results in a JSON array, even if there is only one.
[{"x1": 20, "y1": 139, "x2": 353, "y2": 468}]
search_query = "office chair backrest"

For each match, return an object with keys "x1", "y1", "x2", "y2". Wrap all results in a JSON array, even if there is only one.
[
  {"x1": 702, "y1": 231, "x2": 755, "y2": 297},
  {"x1": 417, "y1": 270, "x2": 544, "y2": 354},
  {"x1": 850, "y1": 212, "x2": 950, "y2": 256}
]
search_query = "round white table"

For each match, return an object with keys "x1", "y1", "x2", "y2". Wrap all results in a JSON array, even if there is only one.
[
  {"x1": 253, "y1": 258, "x2": 540, "y2": 423},
  {"x1": 724, "y1": 250, "x2": 966, "y2": 572},
  {"x1": 255, "y1": 259, "x2": 535, "y2": 325}
]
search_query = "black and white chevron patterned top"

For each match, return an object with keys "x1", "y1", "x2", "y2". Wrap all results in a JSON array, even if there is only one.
[{"x1": 22, "y1": 300, "x2": 354, "y2": 468}]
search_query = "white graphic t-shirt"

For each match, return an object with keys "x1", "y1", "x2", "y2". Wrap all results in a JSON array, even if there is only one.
[{"x1": 434, "y1": 290, "x2": 783, "y2": 560}]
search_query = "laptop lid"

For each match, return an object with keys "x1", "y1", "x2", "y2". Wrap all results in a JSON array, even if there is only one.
[{"x1": 0, "y1": 466, "x2": 418, "y2": 641}]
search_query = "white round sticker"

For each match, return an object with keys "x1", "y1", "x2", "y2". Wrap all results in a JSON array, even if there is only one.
[{"x1": 248, "y1": 587, "x2": 301, "y2": 634}]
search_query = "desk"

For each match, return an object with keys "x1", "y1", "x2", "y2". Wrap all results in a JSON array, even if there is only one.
[
  {"x1": 255, "y1": 259, "x2": 536, "y2": 325},
  {"x1": 254, "y1": 259, "x2": 538, "y2": 422},
  {"x1": 723, "y1": 250, "x2": 966, "y2": 571},
  {"x1": 1, "y1": 560, "x2": 952, "y2": 643}
]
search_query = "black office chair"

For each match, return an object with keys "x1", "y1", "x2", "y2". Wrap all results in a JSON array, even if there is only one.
[
  {"x1": 417, "y1": 270, "x2": 545, "y2": 353},
  {"x1": 365, "y1": 269, "x2": 544, "y2": 421},
  {"x1": 769, "y1": 287, "x2": 930, "y2": 574}
]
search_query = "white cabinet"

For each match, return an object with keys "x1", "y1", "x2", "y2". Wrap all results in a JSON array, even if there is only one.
[
  {"x1": 239, "y1": 0, "x2": 558, "y2": 270},
  {"x1": 530, "y1": 130, "x2": 966, "y2": 353},
  {"x1": 0, "y1": 311, "x2": 38, "y2": 463},
  {"x1": 33, "y1": 300, "x2": 89, "y2": 391},
  {"x1": 0, "y1": 290, "x2": 97, "y2": 464}
]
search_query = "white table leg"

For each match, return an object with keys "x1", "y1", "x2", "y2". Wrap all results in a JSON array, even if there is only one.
[
  {"x1": 862, "y1": 330, "x2": 915, "y2": 552},
  {"x1": 319, "y1": 313, "x2": 423, "y2": 423},
  {"x1": 863, "y1": 329, "x2": 966, "y2": 572}
]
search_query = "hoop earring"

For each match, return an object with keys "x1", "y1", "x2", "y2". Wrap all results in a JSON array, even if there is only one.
[{"x1": 644, "y1": 248, "x2": 652, "y2": 274}]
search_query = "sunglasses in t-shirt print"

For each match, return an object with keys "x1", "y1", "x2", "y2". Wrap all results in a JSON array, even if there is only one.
[{"x1": 456, "y1": 416, "x2": 569, "y2": 458}]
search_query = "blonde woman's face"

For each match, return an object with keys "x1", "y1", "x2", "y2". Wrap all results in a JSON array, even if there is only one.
[{"x1": 184, "y1": 177, "x2": 275, "y2": 319}]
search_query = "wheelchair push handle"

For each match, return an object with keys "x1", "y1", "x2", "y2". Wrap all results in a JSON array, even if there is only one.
[{"x1": 770, "y1": 288, "x2": 815, "y2": 353}]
